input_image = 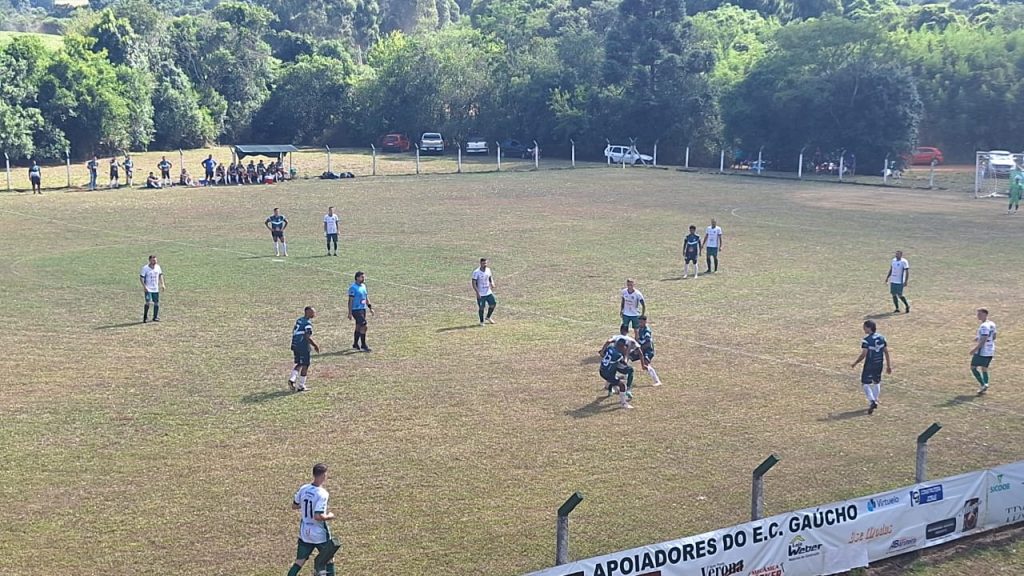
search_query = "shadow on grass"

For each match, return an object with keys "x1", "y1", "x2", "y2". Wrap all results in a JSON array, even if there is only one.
[
  {"x1": 241, "y1": 389, "x2": 294, "y2": 404},
  {"x1": 566, "y1": 395, "x2": 619, "y2": 419},
  {"x1": 436, "y1": 324, "x2": 481, "y2": 333},
  {"x1": 318, "y1": 349, "x2": 362, "y2": 358},
  {"x1": 819, "y1": 408, "x2": 867, "y2": 422},
  {"x1": 580, "y1": 355, "x2": 601, "y2": 365},
  {"x1": 864, "y1": 311, "x2": 900, "y2": 320},
  {"x1": 238, "y1": 255, "x2": 277, "y2": 260},
  {"x1": 939, "y1": 394, "x2": 978, "y2": 408},
  {"x1": 660, "y1": 276, "x2": 686, "y2": 282},
  {"x1": 94, "y1": 321, "x2": 145, "y2": 330}
]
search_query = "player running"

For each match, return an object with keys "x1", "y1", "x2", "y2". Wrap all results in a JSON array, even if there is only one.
[
  {"x1": 620, "y1": 279, "x2": 645, "y2": 337},
  {"x1": 885, "y1": 250, "x2": 910, "y2": 314},
  {"x1": 683, "y1": 225, "x2": 701, "y2": 278},
  {"x1": 288, "y1": 306, "x2": 320, "y2": 392},
  {"x1": 286, "y1": 463, "x2": 341, "y2": 576},
  {"x1": 851, "y1": 319, "x2": 891, "y2": 414},
  {"x1": 600, "y1": 339, "x2": 634, "y2": 409},
  {"x1": 348, "y1": 271, "x2": 373, "y2": 352},
  {"x1": 970, "y1": 308, "x2": 997, "y2": 395},
  {"x1": 636, "y1": 316, "x2": 662, "y2": 386},
  {"x1": 702, "y1": 218, "x2": 723, "y2": 273},
  {"x1": 472, "y1": 258, "x2": 497, "y2": 326},
  {"x1": 265, "y1": 207, "x2": 288, "y2": 257}
]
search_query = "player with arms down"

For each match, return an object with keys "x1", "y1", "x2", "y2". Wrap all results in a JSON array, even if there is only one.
[
  {"x1": 851, "y1": 319, "x2": 891, "y2": 414},
  {"x1": 287, "y1": 463, "x2": 342, "y2": 576},
  {"x1": 288, "y1": 306, "x2": 320, "y2": 392}
]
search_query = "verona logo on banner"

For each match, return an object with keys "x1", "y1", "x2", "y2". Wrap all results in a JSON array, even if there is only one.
[
  {"x1": 990, "y1": 474, "x2": 1012, "y2": 494},
  {"x1": 701, "y1": 559, "x2": 744, "y2": 576},
  {"x1": 787, "y1": 535, "x2": 822, "y2": 560},
  {"x1": 910, "y1": 484, "x2": 944, "y2": 506},
  {"x1": 866, "y1": 495, "x2": 900, "y2": 512},
  {"x1": 887, "y1": 537, "x2": 918, "y2": 553},
  {"x1": 748, "y1": 562, "x2": 784, "y2": 576}
]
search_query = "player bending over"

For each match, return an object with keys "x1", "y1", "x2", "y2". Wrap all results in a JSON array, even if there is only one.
[
  {"x1": 289, "y1": 306, "x2": 320, "y2": 392},
  {"x1": 635, "y1": 316, "x2": 662, "y2": 386},
  {"x1": 850, "y1": 319, "x2": 891, "y2": 415},
  {"x1": 600, "y1": 339, "x2": 634, "y2": 409}
]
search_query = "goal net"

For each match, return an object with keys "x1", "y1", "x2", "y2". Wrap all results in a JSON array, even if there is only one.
[{"x1": 975, "y1": 151, "x2": 1024, "y2": 198}]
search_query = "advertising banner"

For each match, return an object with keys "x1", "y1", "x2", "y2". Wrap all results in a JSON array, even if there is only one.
[{"x1": 526, "y1": 466, "x2": 1006, "y2": 576}]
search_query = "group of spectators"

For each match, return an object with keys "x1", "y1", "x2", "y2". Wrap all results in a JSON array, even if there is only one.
[{"x1": 70, "y1": 153, "x2": 290, "y2": 191}]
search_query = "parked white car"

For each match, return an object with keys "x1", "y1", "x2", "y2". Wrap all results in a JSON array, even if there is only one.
[
  {"x1": 604, "y1": 144, "x2": 652, "y2": 165},
  {"x1": 465, "y1": 137, "x2": 489, "y2": 154},
  {"x1": 420, "y1": 132, "x2": 444, "y2": 154},
  {"x1": 987, "y1": 150, "x2": 1016, "y2": 174}
]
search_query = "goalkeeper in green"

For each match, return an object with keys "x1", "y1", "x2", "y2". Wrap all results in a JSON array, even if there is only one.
[{"x1": 1009, "y1": 165, "x2": 1022, "y2": 214}]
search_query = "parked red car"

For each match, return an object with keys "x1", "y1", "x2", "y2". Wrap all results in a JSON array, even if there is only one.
[
  {"x1": 907, "y1": 146, "x2": 944, "y2": 165},
  {"x1": 379, "y1": 133, "x2": 411, "y2": 152}
]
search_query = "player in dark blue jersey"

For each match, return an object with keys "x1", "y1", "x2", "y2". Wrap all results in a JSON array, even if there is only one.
[
  {"x1": 851, "y1": 320, "x2": 891, "y2": 414},
  {"x1": 265, "y1": 207, "x2": 289, "y2": 256},
  {"x1": 683, "y1": 225, "x2": 701, "y2": 278},
  {"x1": 635, "y1": 316, "x2": 661, "y2": 385},
  {"x1": 600, "y1": 340, "x2": 634, "y2": 409},
  {"x1": 289, "y1": 306, "x2": 321, "y2": 392}
]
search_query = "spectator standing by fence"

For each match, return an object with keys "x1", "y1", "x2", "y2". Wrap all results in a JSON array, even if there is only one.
[
  {"x1": 86, "y1": 155, "x2": 98, "y2": 190},
  {"x1": 29, "y1": 160, "x2": 42, "y2": 194}
]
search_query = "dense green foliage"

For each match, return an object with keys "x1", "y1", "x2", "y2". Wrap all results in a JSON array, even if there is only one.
[{"x1": 1, "y1": 0, "x2": 1024, "y2": 163}]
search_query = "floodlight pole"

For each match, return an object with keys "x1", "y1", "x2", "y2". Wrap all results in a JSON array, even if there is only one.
[
  {"x1": 4, "y1": 152, "x2": 10, "y2": 193},
  {"x1": 457, "y1": 143, "x2": 463, "y2": 174},
  {"x1": 916, "y1": 423, "x2": 942, "y2": 483},
  {"x1": 653, "y1": 139, "x2": 659, "y2": 167},
  {"x1": 751, "y1": 454, "x2": 780, "y2": 521},
  {"x1": 570, "y1": 139, "x2": 576, "y2": 168},
  {"x1": 65, "y1": 147, "x2": 71, "y2": 188},
  {"x1": 496, "y1": 142, "x2": 501, "y2": 172},
  {"x1": 757, "y1": 146, "x2": 764, "y2": 175},
  {"x1": 974, "y1": 152, "x2": 982, "y2": 196},
  {"x1": 685, "y1": 145, "x2": 690, "y2": 169},
  {"x1": 883, "y1": 154, "x2": 890, "y2": 185},
  {"x1": 533, "y1": 140, "x2": 539, "y2": 169},
  {"x1": 178, "y1": 149, "x2": 184, "y2": 172},
  {"x1": 838, "y1": 149, "x2": 846, "y2": 182},
  {"x1": 719, "y1": 149, "x2": 725, "y2": 173},
  {"x1": 555, "y1": 492, "x2": 584, "y2": 566},
  {"x1": 415, "y1": 144, "x2": 420, "y2": 175},
  {"x1": 798, "y1": 146, "x2": 807, "y2": 180},
  {"x1": 606, "y1": 138, "x2": 611, "y2": 166},
  {"x1": 326, "y1": 145, "x2": 332, "y2": 174}
]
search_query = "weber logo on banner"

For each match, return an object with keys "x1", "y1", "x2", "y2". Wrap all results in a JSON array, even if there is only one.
[{"x1": 910, "y1": 484, "x2": 944, "y2": 506}]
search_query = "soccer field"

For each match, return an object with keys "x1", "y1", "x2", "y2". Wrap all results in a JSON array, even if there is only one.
[{"x1": 1, "y1": 170, "x2": 1022, "y2": 576}]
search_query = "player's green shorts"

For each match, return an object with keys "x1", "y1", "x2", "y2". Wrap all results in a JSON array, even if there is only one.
[
  {"x1": 1011, "y1": 188, "x2": 1022, "y2": 202},
  {"x1": 621, "y1": 315, "x2": 640, "y2": 330},
  {"x1": 971, "y1": 354, "x2": 993, "y2": 368},
  {"x1": 477, "y1": 294, "x2": 496, "y2": 308},
  {"x1": 295, "y1": 537, "x2": 341, "y2": 562},
  {"x1": 706, "y1": 247, "x2": 719, "y2": 257},
  {"x1": 889, "y1": 283, "x2": 904, "y2": 296},
  {"x1": 144, "y1": 291, "x2": 160, "y2": 304}
]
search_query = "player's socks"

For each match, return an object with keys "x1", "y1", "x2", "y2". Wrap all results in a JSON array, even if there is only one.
[
  {"x1": 287, "y1": 563, "x2": 302, "y2": 576},
  {"x1": 359, "y1": 334, "x2": 368, "y2": 348},
  {"x1": 478, "y1": 308, "x2": 485, "y2": 323},
  {"x1": 900, "y1": 296, "x2": 909, "y2": 312},
  {"x1": 353, "y1": 330, "x2": 360, "y2": 347},
  {"x1": 871, "y1": 384, "x2": 881, "y2": 402},
  {"x1": 891, "y1": 294, "x2": 900, "y2": 311},
  {"x1": 289, "y1": 369, "x2": 298, "y2": 382},
  {"x1": 300, "y1": 376, "x2": 307, "y2": 387},
  {"x1": 862, "y1": 384, "x2": 872, "y2": 403},
  {"x1": 971, "y1": 367, "x2": 985, "y2": 385},
  {"x1": 274, "y1": 242, "x2": 279, "y2": 256},
  {"x1": 143, "y1": 304, "x2": 150, "y2": 321},
  {"x1": 982, "y1": 371, "x2": 989, "y2": 386},
  {"x1": 282, "y1": 242, "x2": 288, "y2": 255},
  {"x1": 625, "y1": 371, "x2": 634, "y2": 389},
  {"x1": 647, "y1": 365, "x2": 661, "y2": 384},
  {"x1": 152, "y1": 305, "x2": 159, "y2": 320}
]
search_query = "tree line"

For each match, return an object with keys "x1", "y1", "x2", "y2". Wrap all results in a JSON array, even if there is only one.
[{"x1": 2, "y1": 0, "x2": 1024, "y2": 168}]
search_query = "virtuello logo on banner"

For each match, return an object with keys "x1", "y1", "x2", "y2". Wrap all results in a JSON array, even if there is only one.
[
  {"x1": 701, "y1": 560, "x2": 744, "y2": 576},
  {"x1": 866, "y1": 495, "x2": 900, "y2": 512},
  {"x1": 910, "y1": 484, "x2": 944, "y2": 506}
]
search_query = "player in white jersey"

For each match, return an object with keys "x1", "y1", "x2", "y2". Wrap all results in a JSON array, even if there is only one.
[
  {"x1": 287, "y1": 463, "x2": 341, "y2": 576},
  {"x1": 885, "y1": 250, "x2": 910, "y2": 313},
  {"x1": 970, "y1": 308, "x2": 997, "y2": 395},
  {"x1": 702, "y1": 218, "x2": 723, "y2": 273},
  {"x1": 619, "y1": 278, "x2": 645, "y2": 338},
  {"x1": 139, "y1": 255, "x2": 165, "y2": 323},
  {"x1": 323, "y1": 207, "x2": 340, "y2": 256},
  {"x1": 472, "y1": 258, "x2": 497, "y2": 326}
]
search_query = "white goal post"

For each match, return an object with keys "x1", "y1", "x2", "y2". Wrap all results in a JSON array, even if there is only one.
[{"x1": 974, "y1": 150, "x2": 1024, "y2": 198}]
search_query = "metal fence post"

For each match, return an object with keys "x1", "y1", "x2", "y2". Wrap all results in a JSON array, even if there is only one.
[
  {"x1": 370, "y1": 144, "x2": 377, "y2": 176},
  {"x1": 570, "y1": 139, "x2": 576, "y2": 168},
  {"x1": 839, "y1": 149, "x2": 846, "y2": 182},
  {"x1": 606, "y1": 139, "x2": 611, "y2": 166},
  {"x1": 178, "y1": 148, "x2": 184, "y2": 173},
  {"x1": 66, "y1": 147, "x2": 71, "y2": 188},
  {"x1": 496, "y1": 142, "x2": 501, "y2": 172},
  {"x1": 883, "y1": 154, "x2": 890, "y2": 185},
  {"x1": 533, "y1": 140, "x2": 539, "y2": 170},
  {"x1": 653, "y1": 140, "x2": 659, "y2": 167},
  {"x1": 326, "y1": 145, "x2": 332, "y2": 174},
  {"x1": 457, "y1": 143, "x2": 462, "y2": 174},
  {"x1": 751, "y1": 454, "x2": 780, "y2": 521},
  {"x1": 929, "y1": 159, "x2": 937, "y2": 189},
  {"x1": 415, "y1": 144, "x2": 420, "y2": 175},
  {"x1": 756, "y1": 146, "x2": 764, "y2": 175},
  {"x1": 916, "y1": 423, "x2": 942, "y2": 483},
  {"x1": 4, "y1": 152, "x2": 10, "y2": 193},
  {"x1": 555, "y1": 492, "x2": 584, "y2": 566},
  {"x1": 798, "y1": 146, "x2": 806, "y2": 180},
  {"x1": 719, "y1": 149, "x2": 725, "y2": 173},
  {"x1": 685, "y1": 146, "x2": 690, "y2": 169}
]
